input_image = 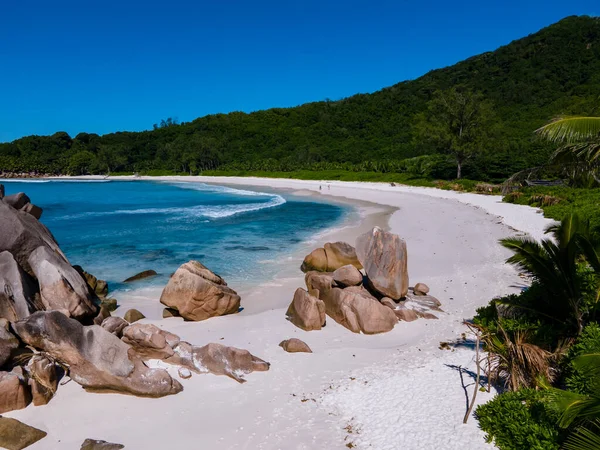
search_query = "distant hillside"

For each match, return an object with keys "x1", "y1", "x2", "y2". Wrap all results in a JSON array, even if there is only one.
[{"x1": 1, "y1": 15, "x2": 599, "y2": 181}]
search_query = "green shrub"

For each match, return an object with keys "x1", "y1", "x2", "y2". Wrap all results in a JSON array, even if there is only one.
[
  {"x1": 476, "y1": 389, "x2": 563, "y2": 450},
  {"x1": 564, "y1": 323, "x2": 600, "y2": 395}
]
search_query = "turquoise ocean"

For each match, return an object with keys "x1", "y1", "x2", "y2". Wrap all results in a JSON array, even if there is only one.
[{"x1": 2, "y1": 180, "x2": 348, "y2": 293}]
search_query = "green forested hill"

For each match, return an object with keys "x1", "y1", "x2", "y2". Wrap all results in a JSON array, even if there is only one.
[{"x1": 1, "y1": 15, "x2": 599, "y2": 181}]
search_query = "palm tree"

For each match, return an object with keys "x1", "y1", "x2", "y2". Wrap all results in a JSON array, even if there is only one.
[
  {"x1": 500, "y1": 214, "x2": 599, "y2": 335},
  {"x1": 536, "y1": 117, "x2": 600, "y2": 186}
]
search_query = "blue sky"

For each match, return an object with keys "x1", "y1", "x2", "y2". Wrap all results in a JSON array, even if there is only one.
[{"x1": 0, "y1": 0, "x2": 598, "y2": 142}]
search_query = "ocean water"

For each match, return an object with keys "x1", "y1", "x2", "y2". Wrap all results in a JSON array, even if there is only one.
[{"x1": 2, "y1": 180, "x2": 348, "y2": 293}]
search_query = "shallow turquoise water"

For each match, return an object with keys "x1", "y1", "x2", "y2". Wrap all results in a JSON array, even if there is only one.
[{"x1": 2, "y1": 180, "x2": 348, "y2": 291}]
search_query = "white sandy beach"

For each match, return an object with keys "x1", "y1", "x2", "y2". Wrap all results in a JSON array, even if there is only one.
[{"x1": 6, "y1": 176, "x2": 554, "y2": 449}]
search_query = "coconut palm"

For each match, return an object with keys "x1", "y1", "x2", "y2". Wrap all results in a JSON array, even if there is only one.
[{"x1": 499, "y1": 214, "x2": 599, "y2": 335}]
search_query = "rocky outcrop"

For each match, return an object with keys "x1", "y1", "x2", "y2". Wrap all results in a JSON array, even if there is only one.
[
  {"x1": 14, "y1": 311, "x2": 182, "y2": 397},
  {"x1": 3, "y1": 192, "x2": 30, "y2": 210},
  {"x1": 160, "y1": 261, "x2": 240, "y2": 321},
  {"x1": 332, "y1": 264, "x2": 363, "y2": 287},
  {"x1": 285, "y1": 288, "x2": 326, "y2": 331},
  {"x1": 74, "y1": 266, "x2": 108, "y2": 299},
  {"x1": 325, "y1": 286, "x2": 398, "y2": 334},
  {"x1": 356, "y1": 227, "x2": 409, "y2": 300},
  {"x1": 123, "y1": 309, "x2": 145, "y2": 323},
  {"x1": 28, "y1": 246, "x2": 97, "y2": 319},
  {"x1": 101, "y1": 316, "x2": 129, "y2": 337},
  {"x1": 122, "y1": 323, "x2": 270, "y2": 383},
  {"x1": 0, "y1": 368, "x2": 31, "y2": 414},
  {"x1": 0, "y1": 251, "x2": 39, "y2": 321},
  {"x1": 27, "y1": 355, "x2": 59, "y2": 406},
  {"x1": 279, "y1": 338, "x2": 312, "y2": 353},
  {"x1": 123, "y1": 270, "x2": 157, "y2": 283},
  {"x1": 80, "y1": 439, "x2": 124, "y2": 450},
  {"x1": 0, "y1": 319, "x2": 19, "y2": 367},
  {"x1": 20, "y1": 203, "x2": 43, "y2": 220},
  {"x1": 304, "y1": 271, "x2": 335, "y2": 302},
  {"x1": 192, "y1": 343, "x2": 270, "y2": 383},
  {"x1": 300, "y1": 242, "x2": 362, "y2": 273},
  {"x1": 0, "y1": 417, "x2": 47, "y2": 450}
]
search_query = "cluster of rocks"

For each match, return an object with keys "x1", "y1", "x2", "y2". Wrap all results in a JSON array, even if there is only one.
[
  {"x1": 0, "y1": 185, "x2": 269, "y2": 448},
  {"x1": 287, "y1": 226, "x2": 442, "y2": 334}
]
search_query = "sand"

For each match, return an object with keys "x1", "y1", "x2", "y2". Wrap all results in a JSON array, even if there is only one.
[{"x1": 6, "y1": 176, "x2": 554, "y2": 449}]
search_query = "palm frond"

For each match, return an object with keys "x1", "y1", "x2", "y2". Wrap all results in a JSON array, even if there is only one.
[
  {"x1": 536, "y1": 117, "x2": 600, "y2": 143},
  {"x1": 563, "y1": 420, "x2": 600, "y2": 450}
]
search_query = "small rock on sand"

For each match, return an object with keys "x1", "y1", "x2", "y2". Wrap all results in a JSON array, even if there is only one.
[
  {"x1": 123, "y1": 309, "x2": 145, "y2": 323},
  {"x1": 279, "y1": 338, "x2": 312, "y2": 353},
  {"x1": 80, "y1": 439, "x2": 125, "y2": 450}
]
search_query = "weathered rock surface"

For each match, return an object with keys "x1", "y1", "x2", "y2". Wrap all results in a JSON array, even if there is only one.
[
  {"x1": 80, "y1": 439, "x2": 124, "y2": 450},
  {"x1": 160, "y1": 261, "x2": 240, "y2": 321},
  {"x1": 162, "y1": 307, "x2": 180, "y2": 318},
  {"x1": 14, "y1": 311, "x2": 182, "y2": 397},
  {"x1": 123, "y1": 270, "x2": 157, "y2": 283},
  {"x1": 123, "y1": 309, "x2": 145, "y2": 323},
  {"x1": 3, "y1": 192, "x2": 30, "y2": 210},
  {"x1": 122, "y1": 324, "x2": 269, "y2": 383},
  {"x1": 356, "y1": 227, "x2": 409, "y2": 300},
  {"x1": 300, "y1": 242, "x2": 362, "y2": 273},
  {"x1": 192, "y1": 343, "x2": 270, "y2": 383},
  {"x1": 285, "y1": 288, "x2": 325, "y2": 331},
  {"x1": 74, "y1": 265, "x2": 109, "y2": 299},
  {"x1": 325, "y1": 286, "x2": 398, "y2": 334},
  {"x1": 101, "y1": 316, "x2": 129, "y2": 337},
  {"x1": 0, "y1": 251, "x2": 38, "y2": 321},
  {"x1": 100, "y1": 298, "x2": 118, "y2": 312},
  {"x1": 279, "y1": 338, "x2": 312, "y2": 353},
  {"x1": 0, "y1": 369, "x2": 31, "y2": 414},
  {"x1": 332, "y1": 264, "x2": 363, "y2": 287},
  {"x1": 28, "y1": 246, "x2": 97, "y2": 319},
  {"x1": 93, "y1": 305, "x2": 111, "y2": 326},
  {"x1": 27, "y1": 355, "x2": 59, "y2": 406},
  {"x1": 0, "y1": 417, "x2": 47, "y2": 450},
  {"x1": 304, "y1": 271, "x2": 334, "y2": 303},
  {"x1": 406, "y1": 291, "x2": 442, "y2": 311},
  {"x1": 413, "y1": 283, "x2": 430, "y2": 296},
  {"x1": 20, "y1": 203, "x2": 43, "y2": 220},
  {"x1": 393, "y1": 304, "x2": 419, "y2": 322},
  {"x1": 0, "y1": 318, "x2": 19, "y2": 368}
]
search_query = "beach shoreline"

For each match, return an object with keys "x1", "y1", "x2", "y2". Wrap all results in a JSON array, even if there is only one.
[{"x1": 7, "y1": 175, "x2": 555, "y2": 449}]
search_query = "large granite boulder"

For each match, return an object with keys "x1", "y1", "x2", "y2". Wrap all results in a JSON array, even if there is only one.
[
  {"x1": 28, "y1": 246, "x2": 97, "y2": 319},
  {"x1": 356, "y1": 227, "x2": 409, "y2": 300},
  {"x1": 325, "y1": 286, "x2": 398, "y2": 334},
  {"x1": 0, "y1": 368, "x2": 31, "y2": 414},
  {"x1": 27, "y1": 355, "x2": 59, "y2": 406},
  {"x1": 332, "y1": 264, "x2": 363, "y2": 287},
  {"x1": 301, "y1": 242, "x2": 362, "y2": 273},
  {"x1": 285, "y1": 288, "x2": 326, "y2": 331},
  {"x1": 13, "y1": 311, "x2": 182, "y2": 397},
  {"x1": 160, "y1": 261, "x2": 240, "y2": 321},
  {"x1": 0, "y1": 319, "x2": 19, "y2": 368},
  {"x1": 0, "y1": 417, "x2": 47, "y2": 450},
  {"x1": 0, "y1": 251, "x2": 38, "y2": 321}
]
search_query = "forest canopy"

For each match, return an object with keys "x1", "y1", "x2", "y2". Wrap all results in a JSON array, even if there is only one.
[{"x1": 1, "y1": 16, "x2": 599, "y2": 182}]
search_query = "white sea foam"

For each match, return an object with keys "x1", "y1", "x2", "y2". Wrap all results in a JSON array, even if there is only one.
[{"x1": 59, "y1": 192, "x2": 286, "y2": 220}]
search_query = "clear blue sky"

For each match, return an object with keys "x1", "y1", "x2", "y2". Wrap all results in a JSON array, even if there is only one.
[{"x1": 0, "y1": 0, "x2": 597, "y2": 143}]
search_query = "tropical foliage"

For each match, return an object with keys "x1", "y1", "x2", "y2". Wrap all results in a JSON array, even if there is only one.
[{"x1": 1, "y1": 16, "x2": 600, "y2": 180}]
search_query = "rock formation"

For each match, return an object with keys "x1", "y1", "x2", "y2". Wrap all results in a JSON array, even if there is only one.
[
  {"x1": 13, "y1": 311, "x2": 183, "y2": 397},
  {"x1": 0, "y1": 318, "x2": 19, "y2": 367},
  {"x1": 355, "y1": 226, "x2": 409, "y2": 300},
  {"x1": 285, "y1": 288, "x2": 326, "y2": 331},
  {"x1": 332, "y1": 264, "x2": 363, "y2": 287},
  {"x1": 300, "y1": 242, "x2": 362, "y2": 273},
  {"x1": 0, "y1": 368, "x2": 31, "y2": 414},
  {"x1": 0, "y1": 416, "x2": 47, "y2": 450},
  {"x1": 160, "y1": 260, "x2": 240, "y2": 321},
  {"x1": 279, "y1": 338, "x2": 312, "y2": 353}
]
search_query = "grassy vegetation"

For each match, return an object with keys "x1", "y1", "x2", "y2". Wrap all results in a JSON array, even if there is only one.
[{"x1": 504, "y1": 186, "x2": 600, "y2": 232}]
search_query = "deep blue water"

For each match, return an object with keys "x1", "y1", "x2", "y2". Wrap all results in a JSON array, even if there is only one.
[{"x1": 2, "y1": 180, "x2": 347, "y2": 291}]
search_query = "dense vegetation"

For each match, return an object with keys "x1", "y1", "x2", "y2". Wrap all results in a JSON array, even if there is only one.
[{"x1": 1, "y1": 16, "x2": 599, "y2": 182}]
